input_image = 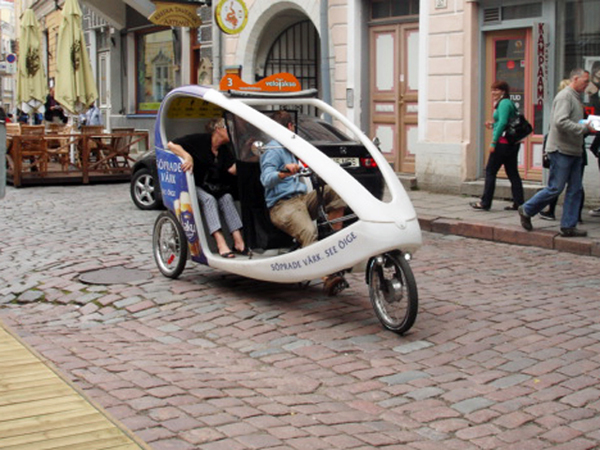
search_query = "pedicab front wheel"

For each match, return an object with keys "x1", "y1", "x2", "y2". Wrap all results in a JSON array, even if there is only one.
[
  {"x1": 153, "y1": 211, "x2": 188, "y2": 279},
  {"x1": 367, "y1": 251, "x2": 418, "y2": 334}
]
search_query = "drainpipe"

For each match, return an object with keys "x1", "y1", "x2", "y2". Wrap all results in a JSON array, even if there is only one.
[
  {"x1": 213, "y1": 3, "x2": 222, "y2": 83},
  {"x1": 320, "y1": 0, "x2": 332, "y2": 123}
]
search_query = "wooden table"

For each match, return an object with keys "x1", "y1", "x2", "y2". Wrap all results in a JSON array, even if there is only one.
[{"x1": 5, "y1": 130, "x2": 150, "y2": 187}]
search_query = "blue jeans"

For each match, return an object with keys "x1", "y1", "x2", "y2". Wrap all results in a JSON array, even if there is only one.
[{"x1": 522, "y1": 151, "x2": 583, "y2": 229}]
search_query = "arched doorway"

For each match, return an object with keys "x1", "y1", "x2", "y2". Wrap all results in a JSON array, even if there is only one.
[{"x1": 262, "y1": 20, "x2": 320, "y2": 92}]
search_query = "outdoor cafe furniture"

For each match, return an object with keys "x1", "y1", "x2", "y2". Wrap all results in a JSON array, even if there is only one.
[
  {"x1": 5, "y1": 126, "x2": 149, "y2": 187},
  {"x1": 78, "y1": 125, "x2": 104, "y2": 168},
  {"x1": 6, "y1": 125, "x2": 49, "y2": 184},
  {"x1": 89, "y1": 127, "x2": 137, "y2": 170},
  {"x1": 46, "y1": 123, "x2": 73, "y2": 171}
]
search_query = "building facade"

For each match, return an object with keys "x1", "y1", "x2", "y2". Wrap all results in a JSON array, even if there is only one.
[
  {"x1": 18, "y1": 0, "x2": 600, "y2": 201},
  {"x1": 0, "y1": 0, "x2": 16, "y2": 113},
  {"x1": 218, "y1": 0, "x2": 599, "y2": 199}
]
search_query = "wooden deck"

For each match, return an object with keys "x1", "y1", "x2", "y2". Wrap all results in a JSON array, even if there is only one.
[
  {"x1": 0, "y1": 323, "x2": 150, "y2": 450},
  {"x1": 5, "y1": 129, "x2": 148, "y2": 187}
]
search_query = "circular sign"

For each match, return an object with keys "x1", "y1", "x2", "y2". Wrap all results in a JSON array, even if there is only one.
[
  {"x1": 215, "y1": 0, "x2": 248, "y2": 35},
  {"x1": 6, "y1": 54, "x2": 16, "y2": 64}
]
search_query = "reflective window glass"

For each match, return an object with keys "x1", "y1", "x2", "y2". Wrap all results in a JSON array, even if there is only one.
[{"x1": 136, "y1": 29, "x2": 175, "y2": 114}]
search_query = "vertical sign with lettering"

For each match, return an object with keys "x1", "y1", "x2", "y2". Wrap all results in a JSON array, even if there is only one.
[{"x1": 534, "y1": 23, "x2": 549, "y2": 112}]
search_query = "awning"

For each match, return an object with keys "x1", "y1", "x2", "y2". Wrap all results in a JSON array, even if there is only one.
[{"x1": 83, "y1": 0, "x2": 155, "y2": 29}]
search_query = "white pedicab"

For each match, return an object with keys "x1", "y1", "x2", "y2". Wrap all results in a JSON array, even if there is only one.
[{"x1": 152, "y1": 75, "x2": 422, "y2": 334}]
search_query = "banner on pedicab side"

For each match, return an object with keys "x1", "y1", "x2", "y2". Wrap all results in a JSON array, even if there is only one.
[{"x1": 156, "y1": 148, "x2": 207, "y2": 264}]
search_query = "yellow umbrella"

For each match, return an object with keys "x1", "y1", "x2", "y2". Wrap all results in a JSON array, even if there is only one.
[
  {"x1": 16, "y1": 9, "x2": 48, "y2": 114},
  {"x1": 55, "y1": 0, "x2": 98, "y2": 115}
]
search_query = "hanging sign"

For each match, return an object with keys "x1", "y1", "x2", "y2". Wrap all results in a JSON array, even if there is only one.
[
  {"x1": 220, "y1": 72, "x2": 302, "y2": 93},
  {"x1": 149, "y1": 1, "x2": 202, "y2": 27},
  {"x1": 215, "y1": 0, "x2": 248, "y2": 35},
  {"x1": 534, "y1": 22, "x2": 549, "y2": 111}
]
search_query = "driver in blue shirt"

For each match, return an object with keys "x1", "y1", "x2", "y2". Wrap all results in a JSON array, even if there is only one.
[{"x1": 260, "y1": 110, "x2": 347, "y2": 295}]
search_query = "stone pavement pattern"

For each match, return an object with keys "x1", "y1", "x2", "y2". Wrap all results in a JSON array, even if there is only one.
[
  {"x1": 409, "y1": 189, "x2": 600, "y2": 257},
  {"x1": 1, "y1": 184, "x2": 600, "y2": 449}
]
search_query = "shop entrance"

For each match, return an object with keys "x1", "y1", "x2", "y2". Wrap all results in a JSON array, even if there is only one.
[
  {"x1": 369, "y1": 23, "x2": 419, "y2": 174},
  {"x1": 484, "y1": 29, "x2": 542, "y2": 182}
]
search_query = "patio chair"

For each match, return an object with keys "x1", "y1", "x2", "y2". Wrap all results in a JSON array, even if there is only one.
[
  {"x1": 46, "y1": 123, "x2": 73, "y2": 171},
  {"x1": 79, "y1": 125, "x2": 104, "y2": 166},
  {"x1": 96, "y1": 127, "x2": 135, "y2": 169},
  {"x1": 4, "y1": 123, "x2": 20, "y2": 174},
  {"x1": 19, "y1": 125, "x2": 48, "y2": 174},
  {"x1": 6, "y1": 123, "x2": 21, "y2": 136}
]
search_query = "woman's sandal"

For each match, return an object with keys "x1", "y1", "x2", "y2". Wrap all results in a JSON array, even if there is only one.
[
  {"x1": 234, "y1": 247, "x2": 251, "y2": 256},
  {"x1": 469, "y1": 201, "x2": 489, "y2": 211}
]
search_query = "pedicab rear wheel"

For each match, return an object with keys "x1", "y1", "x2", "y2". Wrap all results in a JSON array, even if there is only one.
[
  {"x1": 153, "y1": 211, "x2": 188, "y2": 279},
  {"x1": 367, "y1": 251, "x2": 418, "y2": 334}
]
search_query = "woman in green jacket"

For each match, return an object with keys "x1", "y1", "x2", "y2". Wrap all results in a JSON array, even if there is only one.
[{"x1": 470, "y1": 80, "x2": 524, "y2": 211}]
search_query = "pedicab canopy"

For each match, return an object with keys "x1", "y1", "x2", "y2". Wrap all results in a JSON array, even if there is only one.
[
  {"x1": 155, "y1": 71, "x2": 422, "y2": 284},
  {"x1": 16, "y1": 9, "x2": 48, "y2": 114},
  {"x1": 156, "y1": 73, "x2": 303, "y2": 265}
]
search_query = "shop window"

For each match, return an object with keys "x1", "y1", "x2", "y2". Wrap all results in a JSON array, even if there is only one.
[
  {"x1": 136, "y1": 28, "x2": 175, "y2": 114},
  {"x1": 563, "y1": 0, "x2": 600, "y2": 116},
  {"x1": 501, "y1": 3, "x2": 541, "y2": 21},
  {"x1": 371, "y1": 0, "x2": 419, "y2": 20}
]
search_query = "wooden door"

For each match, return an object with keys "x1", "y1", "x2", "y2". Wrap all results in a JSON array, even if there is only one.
[
  {"x1": 370, "y1": 23, "x2": 419, "y2": 173},
  {"x1": 485, "y1": 29, "x2": 541, "y2": 181}
]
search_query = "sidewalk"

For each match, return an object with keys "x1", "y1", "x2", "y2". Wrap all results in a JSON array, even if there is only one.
[
  {"x1": 0, "y1": 322, "x2": 150, "y2": 450},
  {"x1": 409, "y1": 188, "x2": 600, "y2": 257}
]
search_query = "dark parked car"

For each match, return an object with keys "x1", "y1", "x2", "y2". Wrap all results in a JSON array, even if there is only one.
[
  {"x1": 130, "y1": 150, "x2": 163, "y2": 210},
  {"x1": 129, "y1": 114, "x2": 382, "y2": 210}
]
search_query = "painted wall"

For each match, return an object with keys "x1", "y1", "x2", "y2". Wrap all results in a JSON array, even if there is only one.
[
  {"x1": 221, "y1": 0, "x2": 350, "y2": 118},
  {"x1": 415, "y1": 0, "x2": 479, "y2": 194}
]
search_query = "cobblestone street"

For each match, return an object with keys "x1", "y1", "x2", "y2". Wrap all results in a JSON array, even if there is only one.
[{"x1": 2, "y1": 184, "x2": 600, "y2": 449}]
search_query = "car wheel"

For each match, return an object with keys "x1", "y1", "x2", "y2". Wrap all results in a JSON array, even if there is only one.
[{"x1": 131, "y1": 168, "x2": 160, "y2": 210}]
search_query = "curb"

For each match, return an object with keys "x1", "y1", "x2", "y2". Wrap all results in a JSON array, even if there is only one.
[{"x1": 418, "y1": 214, "x2": 600, "y2": 258}]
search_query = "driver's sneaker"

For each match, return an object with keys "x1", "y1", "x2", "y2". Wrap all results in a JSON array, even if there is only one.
[
  {"x1": 560, "y1": 227, "x2": 587, "y2": 238},
  {"x1": 323, "y1": 274, "x2": 348, "y2": 296}
]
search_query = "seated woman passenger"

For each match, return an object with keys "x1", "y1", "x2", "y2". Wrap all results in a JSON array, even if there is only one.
[{"x1": 167, "y1": 118, "x2": 247, "y2": 258}]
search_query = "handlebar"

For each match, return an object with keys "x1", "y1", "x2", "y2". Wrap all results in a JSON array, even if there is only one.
[{"x1": 279, "y1": 161, "x2": 351, "y2": 177}]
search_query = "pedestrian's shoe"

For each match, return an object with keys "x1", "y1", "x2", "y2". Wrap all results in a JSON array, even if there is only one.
[
  {"x1": 323, "y1": 274, "x2": 349, "y2": 296},
  {"x1": 539, "y1": 211, "x2": 556, "y2": 221},
  {"x1": 469, "y1": 201, "x2": 490, "y2": 211},
  {"x1": 589, "y1": 208, "x2": 600, "y2": 217},
  {"x1": 518, "y1": 205, "x2": 533, "y2": 231},
  {"x1": 560, "y1": 227, "x2": 587, "y2": 238}
]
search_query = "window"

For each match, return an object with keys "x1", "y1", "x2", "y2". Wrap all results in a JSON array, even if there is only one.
[
  {"x1": 136, "y1": 28, "x2": 175, "y2": 114},
  {"x1": 501, "y1": 3, "x2": 541, "y2": 21},
  {"x1": 264, "y1": 21, "x2": 319, "y2": 91},
  {"x1": 562, "y1": 0, "x2": 600, "y2": 115},
  {"x1": 371, "y1": 0, "x2": 419, "y2": 20}
]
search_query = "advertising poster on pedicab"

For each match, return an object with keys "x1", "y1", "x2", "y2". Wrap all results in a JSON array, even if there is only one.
[{"x1": 156, "y1": 148, "x2": 207, "y2": 264}]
